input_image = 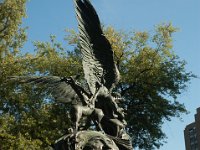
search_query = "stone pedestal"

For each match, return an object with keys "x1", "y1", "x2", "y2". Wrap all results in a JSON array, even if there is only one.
[{"x1": 52, "y1": 130, "x2": 133, "y2": 150}]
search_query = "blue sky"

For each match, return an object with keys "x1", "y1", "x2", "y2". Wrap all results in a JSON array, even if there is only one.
[{"x1": 22, "y1": 0, "x2": 200, "y2": 149}]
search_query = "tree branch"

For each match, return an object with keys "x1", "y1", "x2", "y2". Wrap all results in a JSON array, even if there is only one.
[{"x1": 0, "y1": 19, "x2": 9, "y2": 38}]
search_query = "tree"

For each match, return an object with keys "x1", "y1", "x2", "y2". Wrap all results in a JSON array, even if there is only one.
[
  {"x1": 0, "y1": 0, "x2": 43, "y2": 149},
  {"x1": 0, "y1": 0, "x2": 27, "y2": 58},
  {"x1": 0, "y1": 1, "x2": 195, "y2": 149}
]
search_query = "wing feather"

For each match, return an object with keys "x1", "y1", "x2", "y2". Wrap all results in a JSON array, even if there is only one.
[
  {"x1": 8, "y1": 76, "x2": 78, "y2": 103},
  {"x1": 74, "y1": 0, "x2": 120, "y2": 94}
]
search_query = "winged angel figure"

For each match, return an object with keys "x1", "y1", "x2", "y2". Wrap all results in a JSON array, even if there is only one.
[{"x1": 9, "y1": 0, "x2": 132, "y2": 148}]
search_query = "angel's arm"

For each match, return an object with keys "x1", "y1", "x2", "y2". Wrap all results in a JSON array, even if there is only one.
[{"x1": 61, "y1": 77, "x2": 91, "y2": 105}]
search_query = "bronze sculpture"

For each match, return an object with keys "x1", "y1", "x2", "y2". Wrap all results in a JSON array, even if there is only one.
[{"x1": 9, "y1": 0, "x2": 133, "y2": 149}]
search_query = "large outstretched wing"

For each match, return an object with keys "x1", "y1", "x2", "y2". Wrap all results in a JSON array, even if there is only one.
[
  {"x1": 74, "y1": 0, "x2": 120, "y2": 94},
  {"x1": 8, "y1": 76, "x2": 78, "y2": 103}
]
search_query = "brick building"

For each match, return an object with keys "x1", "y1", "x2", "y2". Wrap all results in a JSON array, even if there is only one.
[{"x1": 184, "y1": 107, "x2": 200, "y2": 150}]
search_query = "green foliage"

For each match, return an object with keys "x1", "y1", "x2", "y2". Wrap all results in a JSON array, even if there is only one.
[
  {"x1": 0, "y1": 1, "x2": 195, "y2": 149},
  {"x1": 0, "y1": 0, "x2": 27, "y2": 58},
  {"x1": 0, "y1": 114, "x2": 42, "y2": 149},
  {"x1": 32, "y1": 35, "x2": 82, "y2": 76}
]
